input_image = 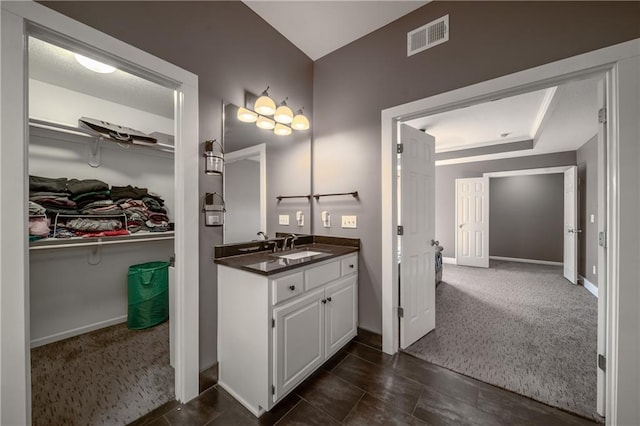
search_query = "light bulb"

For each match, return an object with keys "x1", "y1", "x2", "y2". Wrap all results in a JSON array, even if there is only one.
[
  {"x1": 74, "y1": 54, "x2": 116, "y2": 74},
  {"x1": 237, "y1": 107, "x2": 258, "y2": 123},
  {"x1": 256, "y1": 116, "x2": 275, "y2": 130},
  {"x1": 274, "y1": 123, "x2": 292, "y2": 136},
  {"x1": 291, "y1": 113, "x2": 310, "y2": 130}
]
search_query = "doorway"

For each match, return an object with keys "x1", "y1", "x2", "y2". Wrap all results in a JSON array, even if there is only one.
[{"x1": 382, "y1": 40, "x2": 640, "y2": 423}]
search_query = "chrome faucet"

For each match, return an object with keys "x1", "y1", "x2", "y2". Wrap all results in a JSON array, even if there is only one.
[
  {"x1": 256, "y1": 231, "x2": 268, "y2": 240},
  {"x1": 282, "y1": 234, "x2": 298, "y2": 251}
]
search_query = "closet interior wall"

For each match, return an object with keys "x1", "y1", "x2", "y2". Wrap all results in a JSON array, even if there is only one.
[{"x1": 28, "y1": 38, "x2": 175, "y2": 347}]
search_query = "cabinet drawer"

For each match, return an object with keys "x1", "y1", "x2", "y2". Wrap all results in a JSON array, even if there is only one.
[
  {"x1": 272, "y1": 272, "x2": 304, "y2": 305},
  {"x1": 341, "y1": 254, "x2": 358, "y2": 276},
  {"x1": 305, "y1": 260, "x2": 340, "y2": 291}
]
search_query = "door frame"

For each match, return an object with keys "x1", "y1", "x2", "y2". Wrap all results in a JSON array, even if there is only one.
[
  {"x1": 480, "y1": 166, "x2": 573, "y2": 267},
  {"x1": 1, "y1": 2, "x2": 200, "y2": 424},
  {"x1": 381, "y1": 38, "x2": 640, "y2": 424}
]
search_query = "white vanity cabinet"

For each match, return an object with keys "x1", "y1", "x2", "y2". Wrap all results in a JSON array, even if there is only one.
[{"x1": 217, "y1": 252, "x2": 358, "y2": 417}]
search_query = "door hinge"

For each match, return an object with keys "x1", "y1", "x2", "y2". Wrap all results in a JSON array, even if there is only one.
[
  {"x1": 397, "y1": 306, "x2": 404, "y2": 318},
  {"x1": 271, "y1": 318, "x2": 275, "y2": 328},
  {"x1": 397, "y1": 225, "x2": 404, "y2": 235},
  {"x1": 598, "y1": 354, "x2": 606, "y2": 372},
  {"x1": 397, "y1": 143, "x2": 404, "y2": 154},
  {"x1": 272, "y1": 385, "x2": 275, "y2": 395},
  {"x1": 599, "y1": 231, "x2": 607, "y2": 248},
  {"x1": 598, "y1": 107, "x2": 607, "y2": 124}
]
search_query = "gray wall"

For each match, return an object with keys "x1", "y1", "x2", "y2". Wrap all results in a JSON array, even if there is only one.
[
  {"x1": 312, "y1": 1, "x2": 638, "y2": 334},
  {"x1": 490, "y1": 174, "x2": 564, "y2": 262},
  {"x1": 42, "y1": 1, "x2": 314, "y2": 370},
  {"x1": 435, "y1": 152, "x2": 576, "y2": 258},
  {"x1": 577, "y1": 135, "x2": 599, "y2": 286}
]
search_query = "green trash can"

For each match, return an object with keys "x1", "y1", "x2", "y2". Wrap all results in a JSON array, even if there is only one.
[{"x1": 127, "y1": 261, "x2": 169, "y2": 330}]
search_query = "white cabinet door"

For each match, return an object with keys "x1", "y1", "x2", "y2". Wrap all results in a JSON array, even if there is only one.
[
  {"x1": 273, "y1": 288, "x2": 324, "y2": 401},
  {"x1": 325, "y1": 276, "x2": 357, "y2": 358}
]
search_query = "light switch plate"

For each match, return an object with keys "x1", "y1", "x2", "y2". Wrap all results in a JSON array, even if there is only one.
[
  {"x1": 593, "y1": 265, "x2": 597, "y2": 275},
  {"x1": 341, "y1": 215, "x2": 357, "y2": 229},
  {"x1": 590, "y1": 214, "x2": 595, "y2": 224},
  {"x1": 279, "y1": 214, "x2": 290, "y2": 225}
]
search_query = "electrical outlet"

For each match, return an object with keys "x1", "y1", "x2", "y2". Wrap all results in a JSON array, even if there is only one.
[
  {"x1": 593, "y1": 265, "x2": 597, "y2": 275},
  {"x1": 279, "y1": 214, "x2": 290, "y2": 225},
  {"x1": 341, "y1": 215, "x2": 357, "y2": 229},
  {"x1": 590, "y1": 214, "x2": 595, "y2": 224}
]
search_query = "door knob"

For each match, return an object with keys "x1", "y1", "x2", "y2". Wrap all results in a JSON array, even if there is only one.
[
  {"x1": 430, "y1": 240, "x2": 439, "y2": 247},
  {"x1": 289, "y1": 285, "x2": 296, "y2": 291}
]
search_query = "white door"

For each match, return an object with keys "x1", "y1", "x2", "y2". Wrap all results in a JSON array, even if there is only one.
[
  {"x1": 399, "y1": 124, "x2": 436, "y2": 349},
  {"x1": 455, "y1": 177, "x2": 489, "y2": 268},
  {"x1": 596, "y1": 79, "x2": 607, "y2": 417},
  {"x1": 563, "y1": 166, "x2": 578, "y2": 284},
  {"x1": 273, "y1": 288, "x2": 324, "y2": 401},
  {"x1": 325, "y1": 276, "x2": 357, "y2": 358}
]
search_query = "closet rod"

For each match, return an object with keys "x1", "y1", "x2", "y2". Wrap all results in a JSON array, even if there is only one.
[
  {"x1": 30, "y1": 235, "x2": 174, "y2": 251},
  {"x1": 313, "y1": 191, "x2": 358, "y2": 200},
  {"x1": 29, "y1": 118, "x2": 101, "y2": 139}
]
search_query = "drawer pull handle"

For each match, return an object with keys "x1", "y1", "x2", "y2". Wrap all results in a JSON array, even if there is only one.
[
  {"x1": 327, "y1": 297, "x2": 332, "y2": 302},
  {"x1": 321, "y1": 299, "x2": 327, "y2": 304},
  {"x1": 349, "y1": 264, "x2": 354, "y2": 268},
  {"x1": 289, "y1": 285, "x2": 296, "y2": 291}
]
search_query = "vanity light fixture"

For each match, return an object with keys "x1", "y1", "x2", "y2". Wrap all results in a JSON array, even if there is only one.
[
  {"x1": 254, "y1": 87, "x2": 276, "y2": 116},
  {"x1": 274, "y1": 123, "x2": 292, "y2": 136},
  {"x1": 256, "y1": 115, "x2": 276, "y2": 130},
  {"x1": 74, "y1": 53, "x2": 116, "y2": 74},
  {"x1": 237, "y1": 107, "x2": 258, "y2": 123},
  {"x1": 291, "y1": 108, "x2": 310, "y2": 131},
  {"x1": 203, "y1": 139, "x2": 224, "y2": 175},
  {"x1": 274, "y1": 98, "x2": 293, "y2": 124}
]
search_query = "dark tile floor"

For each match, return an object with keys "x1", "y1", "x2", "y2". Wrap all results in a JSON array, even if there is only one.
[{"x1": 130, "y1": 331, "x2": 598, "y2": 426}]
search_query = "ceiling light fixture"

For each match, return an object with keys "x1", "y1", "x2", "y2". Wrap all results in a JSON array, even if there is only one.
[
  {"x1": 274, "y1": 123, "x2": 292, "y2": 136},
  {"x1": 291, "y1": 108, "x2": 310, "y2": 131},
  {"x1": 237, "y1": 107, "x2": 258, "y2": 123},
  {"x1": 254, "y1": 87, "x2": 276, "y2": 116},
  {"x1": 256, "y1": 115, "x2": 276, "y2": 130},
  {"x1": 74, "y1": 53, "x2": 116, "y2": 74}
]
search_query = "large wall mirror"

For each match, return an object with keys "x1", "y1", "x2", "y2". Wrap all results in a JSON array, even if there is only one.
[{"x1": 223, "y1": 102, "x2": 311, "y2": 244}]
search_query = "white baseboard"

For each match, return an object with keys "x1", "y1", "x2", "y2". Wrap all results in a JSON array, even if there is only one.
[
  {"x1": 489, "y1": 256, "x2": 563, "y2": 266},
  {"x1": 442, "y1": 256, "x2": 457, "y2": 265},
  {"x1": 30, "y1": 315, "x2": 128, "y2": 348},
  {"x1": 579, "y1": 275, "x2": 598, "y2": 297}
]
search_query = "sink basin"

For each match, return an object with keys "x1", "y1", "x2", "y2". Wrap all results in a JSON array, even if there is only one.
[{"x1": 278, "y1": 250, "x2": 325, "y2": 260}]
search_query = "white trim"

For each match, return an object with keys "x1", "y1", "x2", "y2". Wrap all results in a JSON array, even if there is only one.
[
  {"x1": 1, "y1": 2, "x2": 200, "y2": 422},
  {"x1": 580, "y1": 275, "x2": 599, "y2": 298},
  {"x1": 530, "y1": 86, "x2": 558, "y2": 140},
  {"x1": 382, "y1": 38, "x2": 640, "y2": 424},
  {"x1": 442, "y1": 256, "x2": 457, "y2": 265},
  {"x1": 489, "y1": 256, "x2": 563, "y2": 266},
  {"x1": 30, "y1": 315, "x2": 127, "y2": 348},
  {"x1": 224, "y1": 143, "x2": 267, "y2": 242},
  {"x1": 483, "y1": 166, "x2": 570, "y2": 178}
]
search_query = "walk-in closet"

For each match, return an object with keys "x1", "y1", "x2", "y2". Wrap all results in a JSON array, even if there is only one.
[{"x1": 28, "y1": 35, "x2": 176, "y2": 425}]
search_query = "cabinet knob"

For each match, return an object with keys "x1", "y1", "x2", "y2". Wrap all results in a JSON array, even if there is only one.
[
  {"x1": 349, "y1": 264, "x2": 354, "y2": 268},
  {"x1": 289, "y1": 285, "x2": 296, "y2": 291},
  {"x1": 327, "y1": 297, "x2": 332, "y2": 302},
  {"x1": 321, "y1": 299, "x2": 327, "y2": 304}
]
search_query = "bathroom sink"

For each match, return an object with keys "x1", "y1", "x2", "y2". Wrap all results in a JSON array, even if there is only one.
[{"x1": 278, "y1": 250, "x2": 325, "y2": 260}]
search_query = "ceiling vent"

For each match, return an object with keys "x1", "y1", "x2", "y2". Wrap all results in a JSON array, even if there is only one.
[{"x1": 407, "y1": 15, "x2": 449, "y2": 57}]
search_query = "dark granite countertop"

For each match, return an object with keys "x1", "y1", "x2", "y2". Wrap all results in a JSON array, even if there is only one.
[{"x1": 214, "y1": 240, "x2": 359, "y2": 276}]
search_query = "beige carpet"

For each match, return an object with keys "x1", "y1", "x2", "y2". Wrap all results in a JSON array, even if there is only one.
[
  {"x1": 31, "y1": 321, "x2": 174, "y2": 425},
  {"x1": 405, "y1": 260, "x2": 602, "y2": 422}
]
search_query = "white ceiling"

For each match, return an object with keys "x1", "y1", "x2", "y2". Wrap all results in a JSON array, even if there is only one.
[
  {"x1": 405, "y1": 77, "x2": 599, "y2": 165},
  {"x1": 243, "y1": 1, "x2": 429, "y2": 60},
  {"x1": 29, "y1": 37, "x2": 174, "y2": 119}
]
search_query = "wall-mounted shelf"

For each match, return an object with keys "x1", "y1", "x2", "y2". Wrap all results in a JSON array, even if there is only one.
[
  {"x1": 276, "y1": 194, "x2": 312, "y2": 202},
  {"x1": 29, "y1": 118, "x2": 175, "y2": 163},
  {"x1": 29, "y1": 230, "x2": 174, "y2": 251},
  {"x1": 313, "y1": 191, "x2": 358, "y2": 200}
]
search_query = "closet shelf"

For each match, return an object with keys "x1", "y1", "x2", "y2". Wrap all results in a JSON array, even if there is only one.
[
  {"x1": 29, "y1": 118, "x2": 175, "y2": 155},
  {"x1": 29, "y1": 230, "x2": 175, "y2": 251}
]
